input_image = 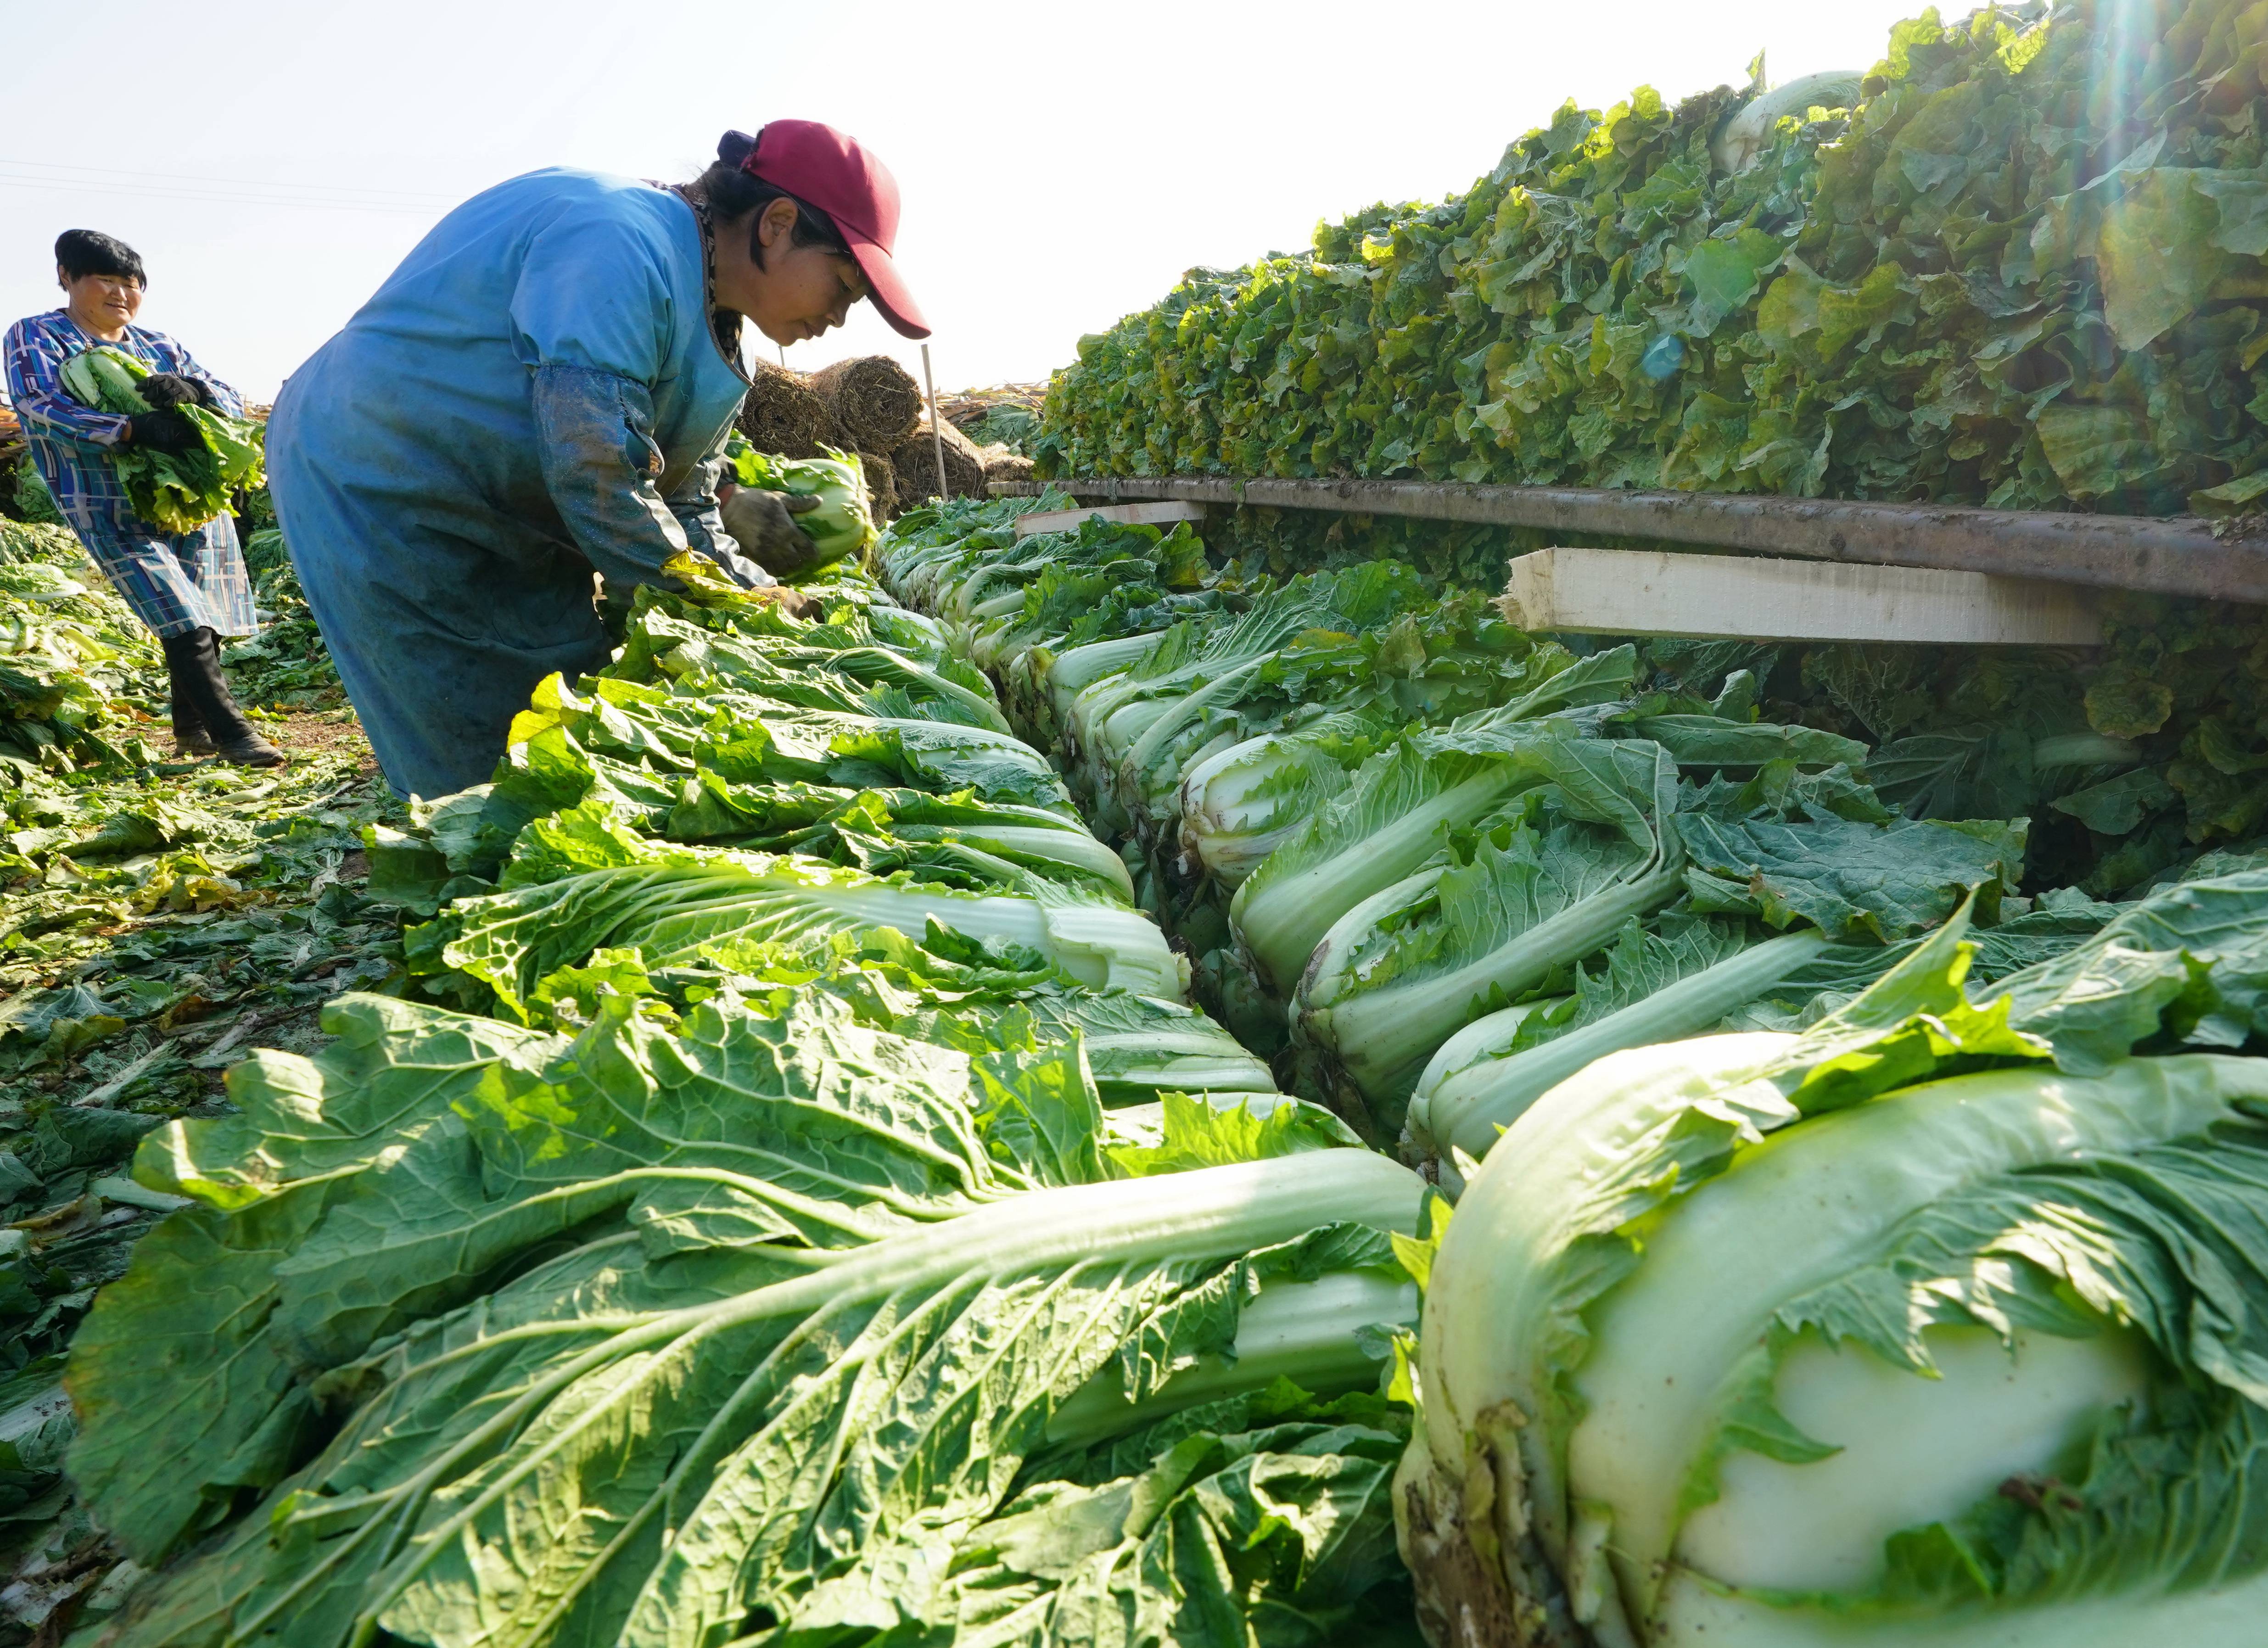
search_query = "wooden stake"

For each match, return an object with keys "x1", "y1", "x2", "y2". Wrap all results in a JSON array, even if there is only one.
[{"x1": 921, "y1": 343, "x2": 949, "y2": 501}]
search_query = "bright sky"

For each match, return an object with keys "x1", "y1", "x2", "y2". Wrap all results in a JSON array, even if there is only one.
[{"x1": 3, "y1": 0, "x2": 1937, "y2": 404}]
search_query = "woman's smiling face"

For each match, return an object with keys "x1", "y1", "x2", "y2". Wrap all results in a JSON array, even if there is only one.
[{"x1": 60, "y1": 268, "x2": 143, "y2": 335}]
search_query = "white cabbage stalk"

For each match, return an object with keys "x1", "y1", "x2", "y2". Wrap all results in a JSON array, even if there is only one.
[
  {"x1": 1177, "y1": 715, "x2": 1385, "y2": 888},
  {"x1": 1047, "y1": 1268, "x2": 1418, "y2": 1448},
  {"x1": 1410, "y1": 1028, "x2": 2268, "y2": 1647},
  {"x1": 1233, "y1": 764, "x2": 1546, "y2": 995},
  {"x1": 900, "y1": 821, "x2": 1136, "y2": 901},
  {"x1": 1081, "y1": 1025, "x2": 1277, "y2": 1097},
  {"x1": 1298, "y1": 856, "x2": 1684, "y2": 1107},
  {"x1": 1225, "y1": 653, "x2": 1640, "y2": 993},
  {"x1": 1406, "y1": 931, "x2": 1830, "y2": 1167},
  {"x1": 1044, "y1": 633, "x2": 1172, "y2": 725}
]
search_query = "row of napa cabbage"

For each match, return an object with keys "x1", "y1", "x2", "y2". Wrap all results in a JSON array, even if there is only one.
[
  {"x1": 61, "y1": 550, "x2": 1437, "y2": 1648},
  {"x1": 1021, "y1": 0, "x2": 2268, "y2": 889},
  {"x1": 878, "y1": 492, "x2": 2167, "y2": 1173},
  {"x1": 879, "y1": 490, "x2": 2268, "y2": 1646}
]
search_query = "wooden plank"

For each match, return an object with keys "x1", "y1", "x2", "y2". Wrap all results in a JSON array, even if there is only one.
[
  {"x1": 1013, "y1": 500, "x2": 1205, "y2": 539},
  {"x1": 988, "y1": 475, "x2": 2268, "y2": 605},
  {"x1": 1498, "y1": 547, "x2": 2104, "y2": 646}
]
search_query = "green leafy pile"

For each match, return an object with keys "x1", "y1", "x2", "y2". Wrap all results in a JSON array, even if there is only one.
[
  {"x1": 880, "y1": 502, "x2": 2088, "y2": 1150},
  {"x1": 67, "y1": 978, "x2": 1421, "y2": 1648},
  {"x1": 222, "y1": 528, "x2": 347, "y2": 713},
  {"x1": 0, "y1": 520, "x2": 168, "y2": 774},
  {"x1": 1615, "y1": 621, "x2": 2268, "y2": 904},
  {"x1": 0, "y1": 744, "x2": 400, "y2": 1555},
  {"x1": 1039, "y1": 2, "x2": 2268, "y2": 519},
  {"x1": 1023, "y1": 1, "x2": 2268, "y2": 881},
  {"x1": 59, "y1": 349, "x2": 263, "y2": 536},
  {"x1": 0, "y1": 605, "x2": 405, "y2": 1639},
  {"x1": 0, "y1": 510, "x2": 428, "y2": 1642},
  {"x1": 1405, "y1": 871, "x2": 2268, "y2": 1646},
  {"x1": 3, "y1": 458, "x2": 63, "y2": 528}
]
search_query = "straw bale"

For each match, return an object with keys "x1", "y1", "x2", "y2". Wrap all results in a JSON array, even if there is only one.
[
  {"x1": 891, "y1": 419, "x2": 988, "y2": 508},
  {"x1": 809, "y1": 356, "x2": 923, "y2": 452},
  {"x1": 736, "y1": 359, "x2": 843, "y2": 459},
  {"x1": 980, "y1": 445, "x2": 1036, "y2": 484},
  {"x1": 855, "y1": 448, "x2": 897, "y2": 523}
]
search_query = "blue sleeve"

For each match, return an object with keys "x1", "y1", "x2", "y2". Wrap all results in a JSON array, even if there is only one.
[
  {"x1": 662, "y1": 431, "x2": 773, "y2": 586},
  {"x1": 513, "y1": 204, "x2": 763, "y2": 590},
  {"x1": 529, "y1": 364, "x2": 694, "y2": 589},
  {"x1": 507, "y1": 205, "x2": 673, "y2": 380},
  {"x1": 5, "y1": 319, "x2": 129, "y2": 451}
]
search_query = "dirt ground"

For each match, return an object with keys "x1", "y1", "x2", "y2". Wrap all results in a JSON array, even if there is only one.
[{"x1": 252, "y1": 707, "x2": 380, "y2": 775}]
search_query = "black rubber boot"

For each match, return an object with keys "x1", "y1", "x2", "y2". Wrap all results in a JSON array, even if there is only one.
[
  {"x1": 161, "y1": 628, "x2": 285, "y2": 768},
  {"x1": 166, "y1": 660, "x2": 218, "y2": 756}
]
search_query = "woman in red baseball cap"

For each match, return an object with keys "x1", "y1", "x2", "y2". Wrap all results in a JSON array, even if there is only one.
[{"x1": 263, "y1": 123, "x2": 928, "y2": 800}]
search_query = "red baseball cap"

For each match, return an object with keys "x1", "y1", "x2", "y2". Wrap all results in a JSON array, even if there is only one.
[{"x1": 742, "y1": 120, "x2": 930, "y2": 340}]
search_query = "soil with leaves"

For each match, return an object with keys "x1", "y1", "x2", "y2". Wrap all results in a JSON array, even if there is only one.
[{"x1": 0, "y1": 521, "x2": 398, "y2": 1644}]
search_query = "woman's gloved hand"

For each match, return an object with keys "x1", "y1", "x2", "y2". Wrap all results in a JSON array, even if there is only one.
[
  {"x1": 137, "y1": 373, "x2": 216, "y2": 410},
  {"x1": 719, "y1": 487, "x2": 822, "y2": 567},
  {"x1": 124, "y1": 408, "x2": 203, "y2": 454}
]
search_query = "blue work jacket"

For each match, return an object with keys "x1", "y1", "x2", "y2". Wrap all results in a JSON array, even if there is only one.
[{"x1": 267, "y1": 168, "x2": 759, "y2": 799}]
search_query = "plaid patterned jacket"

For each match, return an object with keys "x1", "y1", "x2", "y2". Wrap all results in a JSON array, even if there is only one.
[{"x1": 2, "y1": 309, "x2": 256, "y2": 637}]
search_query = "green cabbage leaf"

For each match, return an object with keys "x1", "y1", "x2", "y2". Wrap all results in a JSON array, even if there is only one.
[{"x1": 74, "y1": 985, "x2": 1419, "y2": 1648}]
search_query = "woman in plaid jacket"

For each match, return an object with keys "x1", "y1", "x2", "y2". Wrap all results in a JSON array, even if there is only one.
[{"x1": 4, "y1": 229, "x2": 281, "y2": 766}]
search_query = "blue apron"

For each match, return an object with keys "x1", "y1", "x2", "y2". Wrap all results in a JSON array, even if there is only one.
[{"x1": 267, "y1": 169, "x2": 755, "y2": 799}]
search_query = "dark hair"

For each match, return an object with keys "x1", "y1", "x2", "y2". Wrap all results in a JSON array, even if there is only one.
[
  {"x1": 691, "y1": 129, "x2": 850, "y2": 269},
  {"x1": 54, "y1": 229, "x2": 145, "y2": 286}
]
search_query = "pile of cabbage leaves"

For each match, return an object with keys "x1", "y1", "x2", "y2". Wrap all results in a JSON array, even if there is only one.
[
  {"x1": 1036, "y1": 0, "x2": 2268, "y2": 524},
  {"x1": 58, "y1": 477, "x2": 2268, "y2": 1648},
  {"x1": 1029, "y1": 0, "x2": 2268, "y2": 880},
  {"x1": 64, "y1": 546, "x2": 1432, "y2": 1648},
  {"x1": 878, "y1": 468, "x2": 2268, "y2": 1648},
  {"x1": 878, "y1": 493, "x2": 2133, "y2": 1162}
]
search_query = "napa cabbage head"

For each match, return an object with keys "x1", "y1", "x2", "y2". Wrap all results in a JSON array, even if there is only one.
[
  {"x1": 729, "y1": 436, "x2": 875, "y2": 579},
  {"x1": 73, "y1": 982, "x2": 1423, "y2": 1648},
  {"x1": 1402, "y1": 871, "x2": 2268, "y2": 1648},
  {"x1": 404, "y1": 798, "x2": 1186, "y2": 1017},
  {"x1": 1404, "y1": 889, "x2": 2118, "y2": 1174}
]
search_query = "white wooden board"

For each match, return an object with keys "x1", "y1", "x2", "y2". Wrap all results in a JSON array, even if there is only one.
[
  {"x1": 1014, "y1": 500, "x2": 1205, "y2": 538},
  {"x1": 1499, "y1": 546, "x2": 2104, "y2": 646}
]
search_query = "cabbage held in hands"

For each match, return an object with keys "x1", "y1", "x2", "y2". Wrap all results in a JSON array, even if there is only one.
[
  {"x1": 62, "y1": 346, "x2": 264, "y2": 536},
  {"x1": 727, "y1": 433, "x2": 874, "y2": 581}
]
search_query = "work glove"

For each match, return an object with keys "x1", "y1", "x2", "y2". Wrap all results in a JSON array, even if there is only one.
[
  {"x1": 719, "y1": 487, "x2": 822, "y2": 570},
  {"x1": 689, "y1": 535, "x2": 820, "y2": 621},
  {"x1": 137, "y1": 372, "x2": 216, "y2": 410},
  {"x1": 124, "y1": 407, "x2": 203, "y2": 455}
]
